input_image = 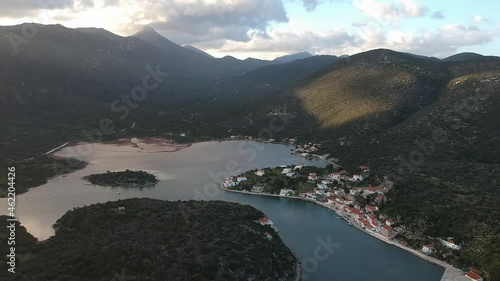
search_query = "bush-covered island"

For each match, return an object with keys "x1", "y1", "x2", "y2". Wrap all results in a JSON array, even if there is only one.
[
  {"x1": 13, "y1": 198, "x2": 299, "y2": 281},
  {"x1": 83, "y1": 170, "x2": 159, "y2": 187}
]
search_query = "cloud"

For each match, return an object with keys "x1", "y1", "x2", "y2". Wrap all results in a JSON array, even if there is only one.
[
  {"x1": 289, "y1": 0, "x2": 339, "y2": 12},
  {"x1": 118, "y1": 0, "x2": 289, "y2": 45},
  {"x1": 298, "y1": 0, "x2": 323, "y2": 11},
  {"x1": 367, "y1": 24, "x2": 497, "y2": 57},
  {"x1": 353, "y1": 0, "x2": 428, "y2": 22},
  {"x1": 210, "y1": 29, "x2": 358, "y2": 54},
  {"x1": 201, "y1": 22, "x2": 497, "y2": 59},
  {"x1": 431, "y1": 10, "x2": 444, "y2": 20},
  {"x1": 352, "y1": 22, "x2": 368, "y2": 27},
  {"x1": 0, "y1": 0, "x2": 71, "y2": 17},
  {"x1": 473, "y1": 15, "x2": 489, "y2": 24},
  {"x1": 0, "y1": 0, "x2": 92, "y2": 12}
]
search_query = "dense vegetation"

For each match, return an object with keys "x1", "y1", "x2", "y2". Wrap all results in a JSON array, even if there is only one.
[
  {"x1": 0, "y1": 155, "x2": 87, "y2": 197},
  {"x1": 83, "y1": 170, "x2": 159, "y2": 187},
  {"x1": 12, "y1": 199, "x2": 299, "y2": 281},
  {"x1": 1, "y1": 23, "x2": 500, "y2": 279},
  {"x1": 281, "y1": 50, "x2": 500, "y2": 280},
  {"x1": 0, "y1": 215, "x2": 40, "y2": 273}
]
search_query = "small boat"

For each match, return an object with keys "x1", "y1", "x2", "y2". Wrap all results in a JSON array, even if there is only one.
[
  {"x1": 348, "y1": 222, "x2": 352, "y2": 226},
  {"x1": 116, "y1": 191, "x2": 121, "y2": 195},
  {"x1": 48, "y1": 197, "x2": 52, "y2": 200},
  {"x1": 336, "y1": 216, "x2": 341, "y2": 219}
]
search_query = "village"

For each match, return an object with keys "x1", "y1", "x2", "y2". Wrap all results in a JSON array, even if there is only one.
[{"x1": 221, "y1": 158, "x2": 485, "y2": 281}]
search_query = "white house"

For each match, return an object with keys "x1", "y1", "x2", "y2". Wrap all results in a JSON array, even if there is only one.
[
  {"x1": 363, "y1": 187, "x2": 381, "y2": 196},
  {"x1": 294, "y1": 165, "x2": 304, "y2": 170},
  {"x1": 303, "y1": 191, "x2": 316, "y2": 199},
  {"x1": 465, "y1": 271, "x2": 483, "y2": 281},
  {"x1": 321, "y1": 179, "x2": 331, "y2": 185},
  {"x1": 317, "y1": 183, "x2": 328, "y2": 189},
  {"x1": 314, "y1": 189, "x2": 325, "y2": 195},
  {"x1": 350, "y1": 188, "x2": 362, "y2": 195},
  {"x1": 252, "y1": 185, "x2": 264, "y2": 193},
  {"x1": 264, "y1": 232, "x2": 273, "y2": 240},
  {"x1": 308, "y1": 173, "x2": 318, "y2": 181},
  {"x1": 440, "y1": 239, "x2": 462, "y2": 250},
  {"x1": 422, "y1": 243, "x2": 435, "y2": 254},
  {"x1": 365, "y1": 205, "x2": 378, "y2": 213},
  {"x1": 259, "y1": 218, "x2": 274, "y2": 226},
  {"x1": 236, "y1": 176, "x2": 247, "y2": 183},
  {"x1": 279, "y1": 189, "x2": 294, "y2": 196},
  {"x1": 327, "y1": 197, "x2": 336, "y2": 205},
  {"x1": 255, "y1": 170, "x2": 265, "y2": 177},
  {"x1": 352, "y1": 174, "x2": 364, "y2": 181},
  {"x1": 286, "y1": 172, "x2": 296, "y2": 178},
  {"x1": 223, "y1": 181, "x2": 237, "y2": 188},
  {"x1": 330, "y1": 172, "x2": 340, "y2": 180},
  {"x1": 334, "y1": 190, "x2": 345, "y2": 196},
  {"x1": 367, "y1": 215, "x2": 378, "y2": 224},
  {"x1": 282, "y1": 168, "x2": 292, "y2": 174}
]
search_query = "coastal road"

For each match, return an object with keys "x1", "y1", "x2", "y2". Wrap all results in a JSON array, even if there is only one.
[{"x1": 220, "y1": 187, "x2": 471, "y2": 281}]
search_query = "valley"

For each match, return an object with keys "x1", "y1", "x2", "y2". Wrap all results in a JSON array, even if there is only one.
[{"x1": 1, "y1": 23, "x2": 499, "y2": 280}]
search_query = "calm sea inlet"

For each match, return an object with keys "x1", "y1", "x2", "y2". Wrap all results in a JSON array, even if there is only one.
[{"x1": 2, "y1": 140, "x2": 444, "y2": 281}]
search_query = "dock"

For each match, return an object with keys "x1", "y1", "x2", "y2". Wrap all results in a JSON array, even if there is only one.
[{"x1": 440, "y1": 268, "x2": 468, "y2": 281}]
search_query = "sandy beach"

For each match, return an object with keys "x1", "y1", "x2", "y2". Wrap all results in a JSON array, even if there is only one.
[{"x1": 52, "y1": 137, "x2": 192, "y2": 156}]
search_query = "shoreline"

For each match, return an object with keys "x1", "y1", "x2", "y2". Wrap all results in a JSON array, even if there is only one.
[{"x1": 219, "y1": 186, "x2": 468, "y2": 281}]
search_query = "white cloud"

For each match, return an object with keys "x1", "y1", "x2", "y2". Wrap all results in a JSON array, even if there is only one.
[
  {"x1": 473, "y1": 15, "x2": 489, "y2": 24},
  {"x1": 201, "y1": 23, "x2": 497, "y2": 59},
  {"x1": 353, "y1": 0, "x2": 428, "y2": 22}
]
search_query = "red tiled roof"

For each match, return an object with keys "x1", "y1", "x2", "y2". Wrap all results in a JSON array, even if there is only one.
[
  {"x1": 424, "y1": 243, "x2": 435, "y2": 248},
  {"x1": 465, "y1": 271, "x2": 482, "y2": 280},
  {"x1": 376, "y1": 195, "x2": 384, "y2": 199},
  {"x1": 259, "y1": 218, "x2": 269, "y2": 223},
  {"x1": 358, "y1": 218, "x2": 370, "y2": 226}
]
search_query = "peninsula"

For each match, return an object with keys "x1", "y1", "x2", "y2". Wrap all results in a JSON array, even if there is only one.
[{"x1": 13, "y1": 198, "x2": 300, "y2": 281}]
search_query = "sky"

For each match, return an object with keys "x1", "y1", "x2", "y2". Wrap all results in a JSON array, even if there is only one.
[{"x1": 0, "y1": 0, "x2": 498, "y2": 60}]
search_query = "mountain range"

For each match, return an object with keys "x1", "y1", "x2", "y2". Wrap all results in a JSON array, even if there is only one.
[{"x1": 1, "y1": 23, "x2": 500, "y2": 279}]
